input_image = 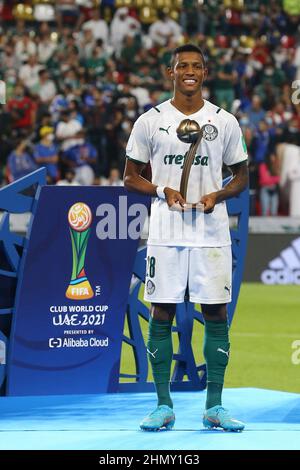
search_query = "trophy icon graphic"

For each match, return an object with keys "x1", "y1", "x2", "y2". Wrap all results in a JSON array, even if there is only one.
[
  {"x1": 66, "y1": 202, "x2": 94, "y2": 300},
  {"x1": 176, "y1": 119, "x2": 205, "y2": 211}
]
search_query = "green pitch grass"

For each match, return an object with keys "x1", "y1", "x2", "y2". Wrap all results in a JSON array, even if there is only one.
[
  {"x1": 120, "y1": 283, "x2": 300, "y2": 393},
  {"x1": 226, "y1": 283, "x2": 300, "y2": 393}
]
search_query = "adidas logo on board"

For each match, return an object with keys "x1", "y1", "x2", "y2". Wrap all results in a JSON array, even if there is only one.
[{"x1": 261, "y1": 237, "x2": 300, "y2": 285}]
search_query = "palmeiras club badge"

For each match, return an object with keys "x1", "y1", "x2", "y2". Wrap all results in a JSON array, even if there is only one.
[
  {"x1": 202, "y1": 123, "x2": 218, "y2": 141},
  {"x1": 146, "y1": 280, "x2": 155, "y2": 295}
]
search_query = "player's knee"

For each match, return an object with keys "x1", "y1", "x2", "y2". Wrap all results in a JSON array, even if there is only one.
[
  {"x1": 151, "y1": 303, "x2": 176, "y2": 322},
  {"x1": 201, "y1": 303, "x2": 227, "y2": 322}
]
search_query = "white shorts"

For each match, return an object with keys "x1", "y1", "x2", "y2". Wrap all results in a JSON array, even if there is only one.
[{"x1": 144, "y1": 245, "x2": 232, "y2": 304}]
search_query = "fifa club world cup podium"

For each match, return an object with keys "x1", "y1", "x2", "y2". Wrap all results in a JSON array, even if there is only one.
[{"x1": 0, "y1": 169, "x2": 248, "y2": 396}]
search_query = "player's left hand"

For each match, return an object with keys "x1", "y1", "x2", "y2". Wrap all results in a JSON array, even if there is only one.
[{"x1": 200, "y1": 192, "x2": 217, "y2": 214}]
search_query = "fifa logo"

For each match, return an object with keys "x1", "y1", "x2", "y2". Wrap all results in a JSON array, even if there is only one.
[{"x1": 65, "y1": 202, "x2": 94, "y2": 300}]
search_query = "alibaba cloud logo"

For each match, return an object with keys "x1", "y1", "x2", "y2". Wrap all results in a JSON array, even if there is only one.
[{"x1": 49, "y1": 338, "x2": 62, "y2": 348}]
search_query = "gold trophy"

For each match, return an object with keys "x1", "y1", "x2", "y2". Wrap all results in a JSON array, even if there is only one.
[{"x1": 174, "y1": 119, "x2": 205, "y2": 211}]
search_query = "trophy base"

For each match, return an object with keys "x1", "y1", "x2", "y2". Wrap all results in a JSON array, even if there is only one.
[
  {"x1": 170, "y1": 202, "x2": 205, "y2": 212},
  {"x1": 66, "y1": 279, "x2": 94, "y2": 300}
]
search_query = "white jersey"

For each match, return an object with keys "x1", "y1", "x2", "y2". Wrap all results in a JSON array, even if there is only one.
[{"x1": 126, "y1": 99, "x2": 248, "y2": 247}]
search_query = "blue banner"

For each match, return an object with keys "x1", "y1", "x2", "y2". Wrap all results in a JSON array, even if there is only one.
[{"x1": 7, "y1": 186, "x2": 150, "y2": 395}]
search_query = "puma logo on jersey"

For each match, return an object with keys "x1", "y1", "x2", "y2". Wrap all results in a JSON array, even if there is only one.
[
  {"x1": 217, "y1": 348, "x2": 230, "y2": 358},
  {"x1": 147, "y1": 348, "x2": 158, "y2": 358},
  {"x1": 164, "y1": 153, "x2": 209, "y2": 169},
  {"x1": 159, "y1": 126, "x2": 171, "y2": 134}
]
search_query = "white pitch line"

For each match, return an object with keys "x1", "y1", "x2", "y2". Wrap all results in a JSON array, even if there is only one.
[{"x1": 231, "y1": 332, "x2": 299, "y2": 339}]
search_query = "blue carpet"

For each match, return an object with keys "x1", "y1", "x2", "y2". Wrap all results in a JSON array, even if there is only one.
[{"x1": 0, "y1": 388, "x2": 299, "y2": 450}]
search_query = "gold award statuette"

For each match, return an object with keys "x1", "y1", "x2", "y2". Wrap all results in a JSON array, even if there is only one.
[
  {"x1": 66, "y1": 202, "x2": 94, "y2": 300},
  {"x1": 174, "y1": 119, "x2": 205, "y2": 211}
]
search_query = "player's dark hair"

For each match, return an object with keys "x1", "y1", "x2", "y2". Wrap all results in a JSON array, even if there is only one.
[{"x1": 170, "y1": 44, "x2": 206, "y2": 68}]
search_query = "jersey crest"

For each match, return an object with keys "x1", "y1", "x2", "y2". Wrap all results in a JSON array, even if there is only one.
[{"x1": 202, "y1": 123, "x2": 218, "y2": 141}]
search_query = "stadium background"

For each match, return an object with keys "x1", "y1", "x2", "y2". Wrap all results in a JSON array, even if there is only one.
[{"x1": 0, "y1": 0, "x2": 300, "y2": 395}]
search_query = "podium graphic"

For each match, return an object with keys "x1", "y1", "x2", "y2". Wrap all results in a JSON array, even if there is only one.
[{"x1": 6, "y1": 185, "x2": 150, "y2": 396}]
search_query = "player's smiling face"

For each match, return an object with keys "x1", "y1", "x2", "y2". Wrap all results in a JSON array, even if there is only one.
[{"x1": 170, "y1": 51, "x2": 207, "y2": 96}]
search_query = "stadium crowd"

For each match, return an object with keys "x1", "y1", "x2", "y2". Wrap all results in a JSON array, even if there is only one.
[{"x1": 0, "y1": 0, "x2": 300, "y2": 215}]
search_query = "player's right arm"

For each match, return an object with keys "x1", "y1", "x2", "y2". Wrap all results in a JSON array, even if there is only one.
[
  {"x1": 123, "y1": 159, "x2": 157, "y2": 196},
  {"x1": 123, "y1": 115, "x2": 185, "y2": 207},
  {"x1": 123, "y1": 160, "x2": 185, "y2": 208}
]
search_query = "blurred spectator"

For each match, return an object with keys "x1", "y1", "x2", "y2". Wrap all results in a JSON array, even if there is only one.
[
  {"x1": 56, "y1": 110, "x2": 83, "y2": 152},
  {"x1": 180, "y1": 0, "x2": 207, "y2": 37},
  {"x1": 1, "y1": 44, "x2": 21, "y2": 76},
  {"x1": 110, "y1": 7, "x2": 141, "y2": 56},
  {"x1": 128, "y1": 74, "x2": 150, "y2": 111},
  {"x1": 280, "y1": 143, "x2": 300, "y2": 216},
  {"x1": 281, "y1": 117, "x2": 300, "y2": 146},
  {"x1": 69, "y1": 99, "x2": 84, "y2": 125},
  {"x1": 149, "y1": 11, "x2": 182, "y2": 48},
  {"x1": 253, "y1": 120, "x2": 271, "y2": 163},
  {"x1": 55, "y1": 0, "x2": 81, "y2": 31},
  {"x1": 259, "y1": 154, "x2": 280, "y2": 216},
  {"x1": 34, "y1": 111, "x2": 52, "y2": 143},
  {"x1": 82, "y1": 8, "x2": 109, "y2": 46},
  {"x1": 294, "y1": 37, "x2": 300, "y2": 80},
  {"x1": 33, "y1": 126, "x2": 59, "y2": 184},
  {"x1": 78, "y1": 28, "x2": 96, "y2": 60},
  {"x1": 56, "y1": 168, "x2": 80, "y2": 186},
  {"x1": 33, "y1": 69, "x2": 57, "y2": 105},
  {"x1": 6, "y1": 139, "x2": 37, "y2": 183},
  {"x1": 85, "y1": 42, "x2": 110, "y2": 78},
  {"x1": 37, "y1": 30, "x2": 57, "y2": 64},
  {"x1": 101, "y1": 166, "x2": 123, "y2": 186},
  {"x1": 15, "y1": 32, "x2": 37, "y2": 62},
  {"x1": 246, "y1": 95, "x2": 266, "y2": 129},
  {"x1": 10, "y1": 19, "x2": 26, "y2": 38},
  {"x1": 7, "y1": 84, "x2": 36, "y2": 135},
  {"x1": 241, "y1": 123, "x2": 258, "y2": 216},
  {"x1": 250, "y1": 37, "x2": 269, "y2": 71},
  {"x1": 19, "y1": 55, "x2": 42, "y2": 91},
  {"x1": 120, "y1": 35, "x2": 141, "y2": 72},
  {"x1": 214, "y1": 53, "x2": 237, "y2": 111},
  {"x1": 62, "y1": 130, "x2": 97, "y2": 185},
  {"x1": 116, "y1": 117, "x2": 133, "y2": 168}
]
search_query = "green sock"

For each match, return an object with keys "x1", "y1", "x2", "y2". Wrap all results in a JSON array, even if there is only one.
[
  {"x1": 206, "y1": 382, "x2": 223, "y2": 410},
  {"x1": 203, "y1": 320, "x2": 229, "y2": 410},
  {"x1": 147, "y1": 317, "x2": 173, "y2": 409}
]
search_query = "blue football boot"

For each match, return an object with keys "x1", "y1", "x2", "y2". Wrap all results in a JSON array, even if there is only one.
[
  {"x1": 203, "y1": 405, "x2": 245, "y2": 432},
  {"x1": 140, "y1": 405, "x2": 175, "y2": 431}
]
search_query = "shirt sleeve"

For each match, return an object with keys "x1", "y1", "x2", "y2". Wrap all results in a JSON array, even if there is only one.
[
  {"x1": 223, "y1": 115, "x2": 248, "y2": 166},
  {"x1": 126, "y1": 116, "x2": 151, "y2": 164}
]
